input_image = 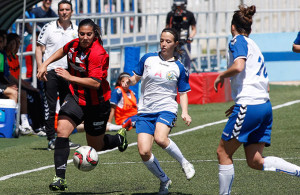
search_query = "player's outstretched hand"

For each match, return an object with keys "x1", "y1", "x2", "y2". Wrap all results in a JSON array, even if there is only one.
[{"x1": 181, "y1": 113, "x2": 192, "y2": 126}]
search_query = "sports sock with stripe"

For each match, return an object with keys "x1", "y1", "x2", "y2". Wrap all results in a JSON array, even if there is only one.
[
  {"x1": 54, "y1": 137, "x2": 70, "y2": 179},
  {"x1": 164, "y1": 138, "x2": 188, "y2": 166},
  {"x1": 263, "y1": 156, "x2": 300, "y2": 177},
  {"x1": 143, "y1": 153, "x2": 169, "y2": 182},
  {"x1": 219, "y1": 164, "x2": 234, "y2": 195}
]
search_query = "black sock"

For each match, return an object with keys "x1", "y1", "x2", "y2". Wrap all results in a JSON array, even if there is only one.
[
  {"x1": 54, "y1": 137, "x2": 70, "y2": 179},
  {"x1": 102, "y1": 134, "x2": 122, "y2": 150}
]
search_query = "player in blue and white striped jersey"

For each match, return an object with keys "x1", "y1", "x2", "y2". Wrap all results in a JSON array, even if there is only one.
[
  {"x1": 214, "y1": 5, "x2": 300, "y2": 195},
  {"x1": 123, "y1": 28, "x2": 195, "y2": 194}
]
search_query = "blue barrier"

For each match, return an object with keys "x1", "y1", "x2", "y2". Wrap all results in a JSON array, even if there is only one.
[{"x1": 124, "y1": 46, "x2": 141, "y2": 100}]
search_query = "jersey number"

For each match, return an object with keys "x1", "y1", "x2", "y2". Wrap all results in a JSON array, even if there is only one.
[{"x1": 256, "y1": 56, "x2": 268, "y2": 78}]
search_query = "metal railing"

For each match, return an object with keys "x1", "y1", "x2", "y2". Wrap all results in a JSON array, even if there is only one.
[{"x1": 14, "y1": 8, "x2": 300, "y2": 87}]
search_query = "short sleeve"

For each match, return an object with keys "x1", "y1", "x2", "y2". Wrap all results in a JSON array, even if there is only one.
[
  {"x1": 133, "y1": 53, "x2": 149, "y2": 76},
  {"x1": 110, "y1": 88, "x2": 122, "y2": 105},
  {"x1": 166, "y1": 12, "x2": 172, "y2": 26},
  {"x1": 189, "y1": 11, "x2": 196, "y2": 26},
  {"x1": 37, "y1": 22, "x2": 51, "y2": 46},
  {"x1": 177, "y1": 61, "x2": 191, "y2": 93},
  {"x1": 229, "y1": 35, "x2": 248, "y2": 61}
]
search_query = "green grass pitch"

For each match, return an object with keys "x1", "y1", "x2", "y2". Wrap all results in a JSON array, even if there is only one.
[{"x1": 0, "y1": 84, "x2": 299, "y2": 194}]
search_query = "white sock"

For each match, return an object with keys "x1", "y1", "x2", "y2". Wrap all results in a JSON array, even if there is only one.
[
  {"x1": 219, "y1": 164, "x2": 234, "y2": 195},
  {"x1": 164, "y1": 138, "x2": 188, "y2": 166},
  {"x1": 143, "y1": 153, "x2": 169, "y2": 182},
  {"x1": 21, "y1": 114, "x2": 30, "y2": 127},
  {"x1": 263, "y1": 156, "x2": 300, "y2": 176},
  {"x1": 106, "y1": 122, "x2": 122, "y2": 131}
]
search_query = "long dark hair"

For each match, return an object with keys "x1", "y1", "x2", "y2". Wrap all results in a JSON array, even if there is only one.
[
  {"x1": 78, "y1": 19, "x2": 103, "y2": 45},
  {"x1": 232, "y1": 5, "x2": 256, "y2": 36},
  {"x1": 161, "y1": 28, "x2": 183, "y2": 55}
]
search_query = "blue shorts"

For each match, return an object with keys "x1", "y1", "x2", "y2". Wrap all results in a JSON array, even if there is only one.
[
  {"x1": 222, "y1": 100, "x2": 273, "y2": 147},
  {"x1": 136, "y1": 111, "x2": 177, "y2": 135}
]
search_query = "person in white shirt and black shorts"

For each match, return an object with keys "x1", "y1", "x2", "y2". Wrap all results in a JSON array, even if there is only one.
[{"x1": 36, "y1": 0, "x2": 80, "y2": 150}]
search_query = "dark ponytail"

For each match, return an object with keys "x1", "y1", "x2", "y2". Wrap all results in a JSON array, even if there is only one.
[
  {"x1": 78, "y1": 19, "x2": 103, "y2": 45},
  {"x1": 232, "y1": 5, "x2": 256, "y2": 36}
]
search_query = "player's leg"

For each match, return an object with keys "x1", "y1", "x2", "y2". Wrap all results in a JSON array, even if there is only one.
[
  {"x1": 244, "y1": 142, "x2": 265, "y2": 170},
  {"x1": 44, "y1": 71, "x2": 59, "y2": 144},
  {"x1": 138, "y1": 132, "x2": 171, "y2": 194},
  {"x1": 155, "y1": 112, "x2": 195, "y2": 180},
  {"x1": 106, "y1": 122, "x2": 122, "y2": 131},
  {"x1": 218, "y1": 103, "x2": 261, "y2": 195},
  {"x1": 217, "y1": 138, "x2": 241, "y2": 195},
  {"x1": 139, "y1": 132, "x2": 169, "y2": 181},
  {"x1": 84, "y1": 102, "x2": 127, "y2": 152},
  {"x1": 246, "y1": 100, "x2": 300, "y2": 176},
  {"x1": 49, "y1": 115, "x2": 76, "y2": 191},
  {"x1": 136, "y1": 114, "x2": 171, "y2": 194},
  {"x1": 263, "y1": 156, "x2": 300, "y2": 176},
  {"x1": 19, "y1": 89, "x2": 34, "y2": 134},
  {"x1": 49, "y1": 94, "x2": 83, "y2": 191},
  {"x1": 86, "y1": 129, "x2": 127, "y2": 152},
  {"x1": 3, "y1": 85, "x2": 17, "y2": 102},
  {"x1": 245, "y1": 143, "x2": 300, "y2": 176}
]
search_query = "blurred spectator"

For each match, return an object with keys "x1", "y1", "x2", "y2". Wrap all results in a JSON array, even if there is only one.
[
  {"x1": 4, "y1": 33, "x2": 45, "y2": 135},
  {"x1": 107, "y1": 72, "x2": 137, "y2": 131},
  {"x1": 31, "y1": 0, "x2": 58, "y2": 31},
  {"x1": 166, "y1": 0, "x2": 196, "y2": 71},
  {"x1": 25, "y1": 31, "x2": 40, "y2": 81},
  {"x1": 35, "y1": 0, "x2": 79, "y2": 150},
  {"x1": 0, "y1": 32, "x2": 18, "y2": 103},
  {"x1": 25, "y1": 41, "x2": 33, "y2": 80}
]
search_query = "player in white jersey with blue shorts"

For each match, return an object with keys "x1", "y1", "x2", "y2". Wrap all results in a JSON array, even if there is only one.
[
  {"x1": 123, "y1": 28, "x2": 195, "y2": 194},
  {"x1": 214, "y1": 5, "x2": 300, "y2": 195}
]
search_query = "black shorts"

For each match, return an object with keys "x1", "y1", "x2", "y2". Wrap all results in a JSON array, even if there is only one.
[
  {"x1": 0, "y1": 83, "x2": 7, "y2": 98},
  {"x1": 59, "y1": 94, "x2": 110, "y2": 136}
]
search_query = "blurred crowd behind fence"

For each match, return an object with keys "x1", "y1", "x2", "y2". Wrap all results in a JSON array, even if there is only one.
[{"x1": 12, "y1": 0, "x2": 300, "y2": 87}]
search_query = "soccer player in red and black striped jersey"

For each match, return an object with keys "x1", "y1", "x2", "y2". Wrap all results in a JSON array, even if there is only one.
[{"x1": 37, "y1": 19, "x2": 128, "y2": 191}]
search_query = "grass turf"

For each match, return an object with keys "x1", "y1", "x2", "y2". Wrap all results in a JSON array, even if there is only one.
[{"x1": 0, "y1": 84, "x2": 299, "y2": 194}]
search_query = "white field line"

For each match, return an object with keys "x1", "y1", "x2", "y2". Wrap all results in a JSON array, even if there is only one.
[
  {"x1": 101, "y1": 157, "x2": 300, "y2": 165},
  {"x1": 0, "y1": 100, "x2": 299, "y2": 181}
]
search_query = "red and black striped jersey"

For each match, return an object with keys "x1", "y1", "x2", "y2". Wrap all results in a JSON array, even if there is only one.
[{"x1": 63, "y1": 38, "x2": 111, "y2": 106}]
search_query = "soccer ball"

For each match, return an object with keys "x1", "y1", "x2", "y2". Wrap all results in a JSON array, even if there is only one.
[{"x1": 73, "y1": 146, "x2": 99, "y2": 172}]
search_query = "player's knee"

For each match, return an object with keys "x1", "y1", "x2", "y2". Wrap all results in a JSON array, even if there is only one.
[
  {"x1": 138, "y1": 149, "x2": 151, "y2": 161},
  {"x1": 154, "y1": 136, "x2": 168, "y2": 148},
  {"x1": 217, "y1": 146, "x2": 233, "y2": 164},
  {"x1": 246, "y1": 158, "x2": 263, "y2": 170},
  {"x1": 216, "y1": 146, "x2": 226, "y2": 160},
  {"x1": 10, "y1": 90, "x2": 18, "y2": 102}
]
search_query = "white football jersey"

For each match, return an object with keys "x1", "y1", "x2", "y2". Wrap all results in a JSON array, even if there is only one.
[
  {"x1": 133, "y1": 52, "x2": 190, "y2": 114},
  {"x1": 37, "y1": 20, "x2": 78, "y2": 71},
  {"x1": 228, "y1": 35, "x2": 269, "y2": 105}
]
